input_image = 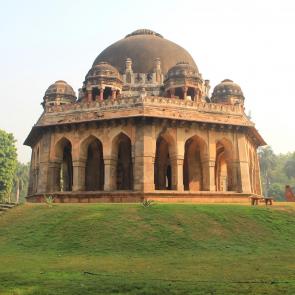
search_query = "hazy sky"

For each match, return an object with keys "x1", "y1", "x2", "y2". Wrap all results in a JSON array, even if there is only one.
[{"x1": 1, "y1": 0, "x2": 295, "y2": 163}]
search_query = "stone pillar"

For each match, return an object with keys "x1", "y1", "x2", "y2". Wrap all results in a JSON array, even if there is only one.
[
  {"x1": 144, "y1": 156, "x2": 155, "y2": 191},
  {"x1": 133, "y1": 122, "x2": 145, "y2": 191},
  {"x1": 202, "y1": 130, "x2": 217, "y2": 191},
  {"x1": 104, "y1": 156, "x2": 116, "y2": 191},
  {"x1": 72, "y1": 160, "x2": 86, "y2": 191},
  {"x1": 111, "y1": 88, "x2": 117, "y2": 100},
  {"x1": 87, "y1": 88, "x2": 92, "y2": 102},
  {"x1": 48, "y1": 161, "x2": 61, "y2": 192},
  {"x1": 231, "y1": 160, "x2": 239, "y2": 191},
  {"x1": 99, "y1": 87, "x2": 104, "y2": 101},
  {"x1": 28, "y1": 161, "x2": 34, "y2": 196},
  {"x1": 202, "y1": 159, "x2": 216, "y2": 191},
  {"x1": 182, "y1": 86, "x2": 188, "y2": 99},
  {"x1": 38, "y1": 162, "x2": 50, "y2": 193},
  {"x1": 237, "y1": 133, "x2": 251, "y2": 193},
  {"x1": 169, "y1": 155, "x2": 183, "y2": 191},
  {"x1": 170, "y1": 88, "x2": 175, "y2": 98},
  {"x1": 254, "y1": 153, "x2": 262, "y2": 195}
]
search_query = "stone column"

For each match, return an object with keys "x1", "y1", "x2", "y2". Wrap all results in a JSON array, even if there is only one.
[
  {"x1": 48, "y1": 161, "x2": 61, "y2": 192},
  {"x1": 99, "y1": 87, "x2": 104, "y2": 101},
  {"x1": 72, "y1": 160, "x2": 86, "y2": 191},
  {"x1": 231, "y1": 160, "x2": 239, "y2": 191},
  {"x1": 202, "y1": 159, "x2": 216, "y2": 191},
  {"x1": 237, "y1": 133, "x2": 251, "y2": 193},
  {"x1": 170, "y1": 88, "x2": 175, "y2": 98},
  {"x1": 87, "y1": 88, "x2": 92, "y2": 102},
  {"x1": 133, "y1": 122, "x2": 145, "y2": 191},
  {"x1": 255, "y1": 153, "x2": 262, "y2": 195},
  {"x1": 182, "y1": 86, "x2": 188, "y2": 99},
  {"x1": 104, "y1": 156, "x2": 116, "y2": 191},
  {"x1": 202, "y1": 130, "x2": 217, "y2": 191},
  {"x1": 38, "y1": 162, "x2": 50, "y2": 193},
  {"x1": 111, "y1": 88, "x2": 117, "y2": 100},
  {"x1": 169, "y1": 155, "x2": 183, "y2": 191}
]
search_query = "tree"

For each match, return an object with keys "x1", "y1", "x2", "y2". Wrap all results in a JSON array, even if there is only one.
[
  {"x1": 258, "y1": 146, "x2": 276, "y2": 197},
  {"x1": 0, "y1": 129, "x2": 17, "y2": 202},
  {"x1": 284, "y1": 153, "x2": 295, "y2": 180},
  {"x1": 13, "y1": 162, "x2": 30, "y2": 203}
]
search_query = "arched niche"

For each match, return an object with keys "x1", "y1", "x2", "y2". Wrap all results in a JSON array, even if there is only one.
[
  {"x1": 183, "y1": 135, "x2": 207, "y2": 191},
  {"x1": 215, "y1": 139, "x2": 234, "y2": 191},
  {"x1": 112, "y1": 132, "x2": 133, "y2": 190},
  {"x1": 154, "y1": 132, "x2": 176, "y2": 190},
  {"x1": 80, "y1": 136, "x2": 104, "y2": 191},
  {"x1": 55, "y1": 137, "x2": 73, "y2": 191}
]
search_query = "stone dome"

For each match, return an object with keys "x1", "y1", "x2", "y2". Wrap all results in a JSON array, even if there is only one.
[
  {"x1": 85, "y1": 62, "x2": 120, "y2": 81},
  {"x1": 211, "y1": 79, "x2": 244, "y2": 104},
  {"x1": 167, "y1": 62, "x2": 200, "y2": 79},
  {"x1": 93, "y1": 29, "x2": 198, "y2": 75},
  {"x1": 43, "y1": 80, "x2": 76, "y2": 105}
]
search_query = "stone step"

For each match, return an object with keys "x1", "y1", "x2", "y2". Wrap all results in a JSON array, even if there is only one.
[{"x1": 0, "y1": 204, "x2": 16, "y2": 209}]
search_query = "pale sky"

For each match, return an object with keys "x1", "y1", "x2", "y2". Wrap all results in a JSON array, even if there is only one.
[{"x1": 1, "y1": 0, "x2": 295, "y2": 163}]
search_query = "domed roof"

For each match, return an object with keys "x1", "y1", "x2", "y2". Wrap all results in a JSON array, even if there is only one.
[
  {"x1": 93, "y1": 29, "x2": 198, "y2": 74},
  {"x1": 167, "y1": 62, "x2": 200, "y2": 78},
  {"x1": 211, "y1": 79, "x2": 244, "y2": 102},
  {"x1": 85, "y1": 62, "x2": 121, "y2": 80},
  {"x1": 84, "y1": 62, "x2": 123, "y2": 89},
  {"x1": 43, "y1": 80, "x2": 76, "y2": 105},
  {"x1": 45, "y1": 80, "x2": 76, "y2": 98}
]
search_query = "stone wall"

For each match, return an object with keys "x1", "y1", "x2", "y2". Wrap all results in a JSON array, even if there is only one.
[{"x1": 28, "y1": 117, "x2": 261, "y2": 200}]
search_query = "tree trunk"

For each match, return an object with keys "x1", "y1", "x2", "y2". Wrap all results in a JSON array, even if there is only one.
[{"x1": 16, "y1": 179, "x2": 20, "y2": 204}]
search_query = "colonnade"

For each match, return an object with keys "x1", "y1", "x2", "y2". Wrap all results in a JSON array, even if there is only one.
[{"x1": 29, "y1": 127, "x2": 261, "y2": 195}]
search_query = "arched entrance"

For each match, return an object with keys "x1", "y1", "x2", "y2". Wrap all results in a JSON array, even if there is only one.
[
  {"x1": 154, "y1": 136, "x2": 173, "y2": 190},
  {"x1": 183, "y1": 136, "x2": 206, "y2": 191},
  {"x1": 85, "y1": 139, "x2": 104, "y2": 191},
  {"x1": 55, "y1": 138, "x2": 73, "y2": 191},
  {"x1": 112, "y1": 133, "x2": 133, "y2": 190},
  {"x1": 215, "y1": 140, "x2": 233, "y2": 191}
]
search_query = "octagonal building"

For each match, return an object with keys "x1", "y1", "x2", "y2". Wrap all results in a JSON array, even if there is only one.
[{"x1": 24, "y1": 29, "x2": 265, "y2": 203}]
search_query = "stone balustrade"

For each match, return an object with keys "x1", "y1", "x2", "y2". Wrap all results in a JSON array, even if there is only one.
[{"x1": 45, "y1": 96, "x2": 244, "y2": 115}]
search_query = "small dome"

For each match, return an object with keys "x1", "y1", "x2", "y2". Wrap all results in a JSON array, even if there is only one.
[
  {"x1": 167, "y1": 62, "x2": 199, "y2": 79},
  {"x1": 211, "y1": 79, "x2": 244, "y2": 104},
  {"x1": 83, "y1": 62, "x2": 123, "y2": 88},
  {"x1": 85, "y1": 62, "x2": 121, "y2": 81},
  {"x1": 43, "y1": 80, "x2": 76, "y2": 106},
  {"x1": 45, "y1": 80, "x2": 76, "y2": 97}
]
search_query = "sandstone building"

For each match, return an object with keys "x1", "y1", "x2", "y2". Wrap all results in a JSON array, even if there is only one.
[{"x1": 24, "y1": 29, "x2": 265, "y2": 203}]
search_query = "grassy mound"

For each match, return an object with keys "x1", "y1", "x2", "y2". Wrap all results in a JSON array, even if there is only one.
[{"x1": 0, "y1": 203, "x2": 295, "y2": 294}]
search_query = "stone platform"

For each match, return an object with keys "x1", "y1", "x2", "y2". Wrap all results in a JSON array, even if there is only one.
[{"x1": 26, "y1": 191, "x2": 253, "y2": 204}]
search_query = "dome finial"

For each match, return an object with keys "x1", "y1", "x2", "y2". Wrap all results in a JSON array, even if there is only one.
[{"x1": 125, "y1": 29, "x2": 163, "y2": 39}]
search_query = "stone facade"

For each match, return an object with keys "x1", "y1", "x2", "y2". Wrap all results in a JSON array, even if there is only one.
[{"x1": 25, "y1": 29, "x2": 265, "y2": 203}]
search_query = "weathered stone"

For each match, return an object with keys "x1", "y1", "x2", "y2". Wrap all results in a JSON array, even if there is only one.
[{"x1": 24, "y1": 29, "x2": 265, "y2": 203}]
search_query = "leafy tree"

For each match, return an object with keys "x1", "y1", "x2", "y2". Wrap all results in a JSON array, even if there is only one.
[
  {"x1": 258, "y1": 146, "x2": 276, "y2": 197},
  {"x1": 0, "y1": 129, "x2": 17, "y2": 202},
  {"x1": 284, "y1": 153, "x2": 295, "y2": 180},
  {"x1": 12, "y1": 162, "x2": 30, "y2": 203},
  {"x1": 268, "y1": 183, "x2": 284, "y2": 200}
]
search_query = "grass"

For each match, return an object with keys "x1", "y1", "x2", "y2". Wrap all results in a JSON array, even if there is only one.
[{"x1": 0, "y1": 203, "x2": 295, "y2": 294}]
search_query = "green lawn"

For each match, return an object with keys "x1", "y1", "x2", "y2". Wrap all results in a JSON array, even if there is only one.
[{"x1": 0, "y1": 203, "x2": 295, "y2": 295}]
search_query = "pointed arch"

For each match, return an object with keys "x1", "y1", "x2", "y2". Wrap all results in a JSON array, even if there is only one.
[
  {"x1": 183, "y1": 135, "x2": 207, "y2": 191},
  {"x1": 54, "y1": 137, "x2": 73, "y2": 191},
  {"x1": 111, "y1": 132, "x2": 133, "y2": 190},
  {"x1": 80, "y1": 135, "x2": 104, "y2": 191},
  {"x1": 215, "y1": 138, "x2": 234, "y2": 191},
  {"x1": 154, "y1": 131, "x2": 177, "y2": 190}
]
